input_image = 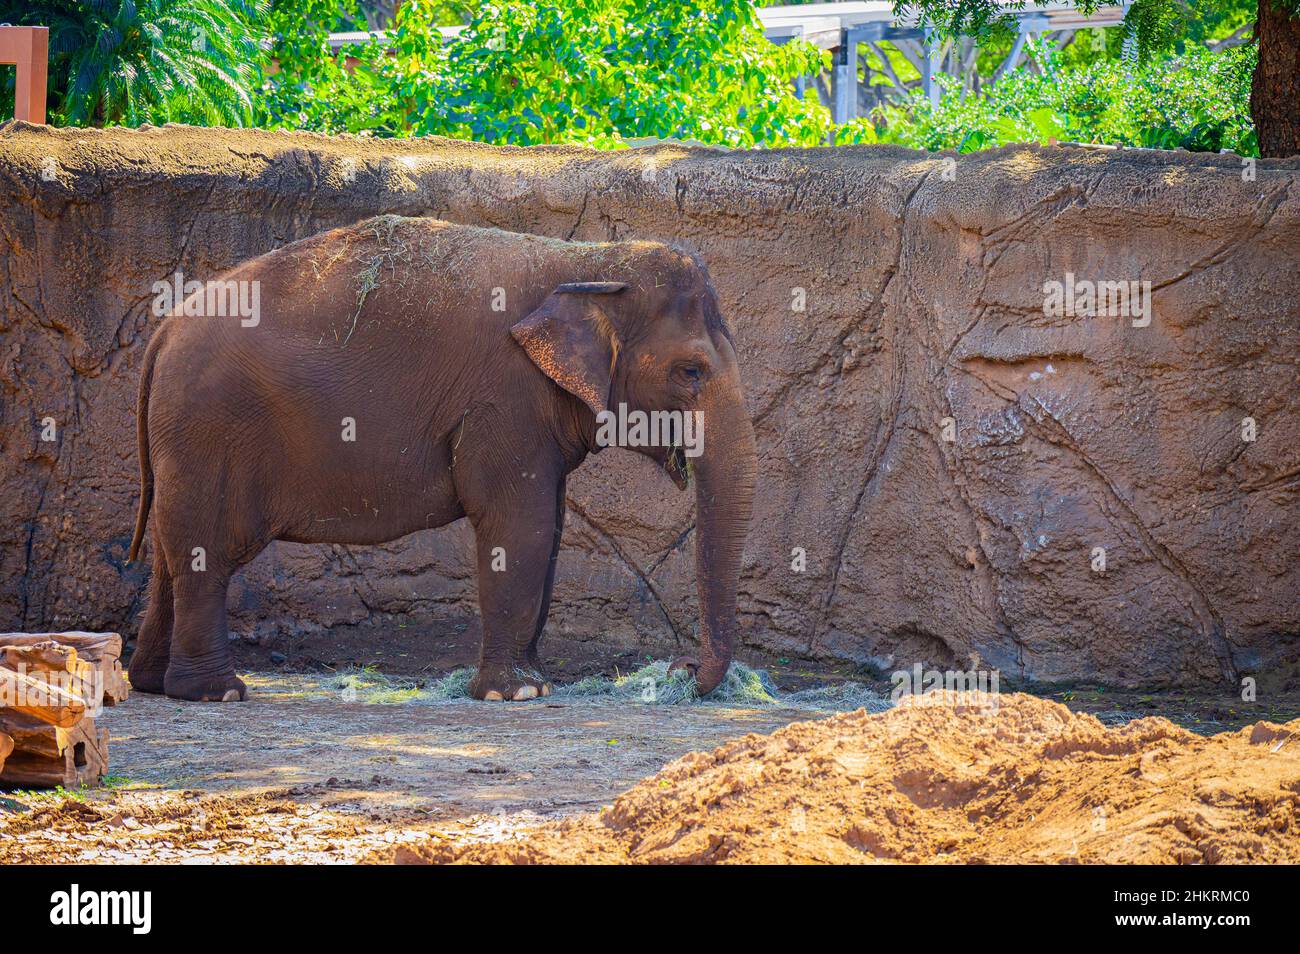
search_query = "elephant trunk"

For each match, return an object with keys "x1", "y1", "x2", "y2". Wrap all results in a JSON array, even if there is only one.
[{"x1": 687, "y1": 369, "x2": 757, "y2": 696}]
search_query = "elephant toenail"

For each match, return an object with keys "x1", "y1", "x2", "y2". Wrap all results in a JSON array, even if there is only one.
[
  {"x1": 222, "y1": 689, "x2": 241, "y2": 702},
  {"x1": 484, "y1": 690, "x2": 504, "y2": 701},
  {"x1": 513, "y1": 685, "x2": 539, "y2": 701},
  {"x1": 541, "y1": 683, "x2": 552, "y2": 697}
]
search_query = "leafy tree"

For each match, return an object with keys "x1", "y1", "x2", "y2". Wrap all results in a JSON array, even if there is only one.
[
  {"x1": 892, "y1": 0, "x2": 1300, "y2": 156},
  {"x1": 1, "y1": 0, "x2": 266, "y2": 126},
  {"x1": 355, "y1": 0, "x2": 472, "y2": 29},
  {"x1": 257, "y1": 0, "x2": 829, "y2": 147},
  {"x1": 257, "y1": 0, "x2": 401, "y2": 132},
  {"x1": 840, "y1": 41, "x2": 1257, "y2": 155},
  {"x1": 387, "y1": 0, "x2": 828, "y2": 146}
]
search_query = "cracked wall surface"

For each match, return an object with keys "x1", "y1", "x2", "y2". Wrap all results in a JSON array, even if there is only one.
[{"x1": 1, "y1": 122, "x2": 1297, "y2": 686}]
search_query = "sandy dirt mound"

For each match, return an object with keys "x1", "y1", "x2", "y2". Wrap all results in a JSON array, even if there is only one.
[{"x1": 390, "y1": 693, "x2": 1300, "y2": 864}]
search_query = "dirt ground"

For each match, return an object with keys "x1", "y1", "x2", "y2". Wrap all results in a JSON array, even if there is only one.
[
  {"x1": 0, "y1": 670, "x2": 832, "y2": 863},
  {"x1": 3, "y1": 639, "x2": 1298, "y2": 864},
  {"x1": 393, "y1": 693, "x2": 1300, "y2": 865}
]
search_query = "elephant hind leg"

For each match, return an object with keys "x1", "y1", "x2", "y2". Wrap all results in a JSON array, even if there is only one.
[
  {"x1": 152, "y1": 465, "x2": 270, "y2": 702},
  {"x1": 163, "y1": 566, "x2": 247, "y2": 703},
  {"x1": 128, "y1": 529, "x2": 173, "y2": 695}
]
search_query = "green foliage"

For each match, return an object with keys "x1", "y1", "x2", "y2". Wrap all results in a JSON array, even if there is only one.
[
  {"x1": 892, "y1": 0, "x2": 1031, "y2": 44},
  {"x1": 254, "y1": 0, "x2": 479, "y2": 133},
  {"x1": 15, "y1": 0, "x2": 1266, "y2": 161},
  {"x1": 1186, "y1": 0, "x2": 1259, "y2": 44},
  {"x1": 0, "y1": 0, "x2": 266, "y2": 126},
  {"x1": 1119, "y1": 0, "x2": 1256, "y2": 58},
  {"x1": 407, "y1": 0, "x2": 827, "y2": 146},
  {"x1": 258, "y1": 0, "x2": 830, "y2": 147},
  {"x1": 257, "y1": 0, "x2": 400, "y2": 133},
  {"x1": 1122, "y1": 0, "x2": 1186, "y2": 60},
  {"x1": 2, "y1": 777, "x2": 128, "y2": 804},
  {"x1": 841, "y1": 42, "x2": 1258, "y2": 156},
  {"x1": 895, "y1": 0, "x2": 1295, "y2": 67},
  {"x1": 895, "y1": 0, "x2": 1236, "y2": 55}
]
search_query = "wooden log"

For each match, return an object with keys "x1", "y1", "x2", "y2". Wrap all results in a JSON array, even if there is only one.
[
  {"x1": 0, "y1": 631, "x2": 128, "y2": 706},
  {"x1": 0, "y1": 631, "x2": 121, "y2": 658},
  {"x1": 103, "y1": 661, "x2": 129, "y2": 706},
  {"x1": 0, "y1": 641, "x2": 99, "y2": 725},
  {"x1": 0, "y1": 665, "x2": 88, "y2": 728},
  {"x1": 0, "y1": 712, "x2": 107, "y2": 789},
  {"x1": 0, "y1": 731, "x2": 12, "y2": 775},
  {"x1": 0, "y1": 640, "x2": 80, "y2": 673}
]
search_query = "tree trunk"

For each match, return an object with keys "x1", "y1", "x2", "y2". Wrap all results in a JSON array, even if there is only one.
[{"x1": 1251, "y1": 0, "x2": 1300, "y2": 157}]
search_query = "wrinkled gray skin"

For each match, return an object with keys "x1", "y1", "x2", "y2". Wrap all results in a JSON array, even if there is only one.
[{"x1": 129, "y1": 215, "x2": 757, "y2": 702}]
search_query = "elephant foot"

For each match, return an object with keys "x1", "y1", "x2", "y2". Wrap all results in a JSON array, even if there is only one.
[
  {"x1": 127, "y1": 662, "x2": 168, "y2": 695},
  {"x1": 164, "y1": 666, "x2": 247, "y2": 702},
  {"x1": 669, "y1": 655, "x2": 727, "y2": 697},
  {"x1": 668, "y1": 655, "x2": 699, "y2": 678},
  {"x1": 470, "y1": 666, "x2": 552, "y2": 702}
]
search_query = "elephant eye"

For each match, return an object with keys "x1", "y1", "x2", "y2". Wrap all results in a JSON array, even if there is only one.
[{"x1": 674, "y1": 364, "x2": 702, "y2": 384}]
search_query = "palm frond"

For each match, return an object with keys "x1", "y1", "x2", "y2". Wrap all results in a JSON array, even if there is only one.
[{"x1": 9, "y1": 0, "x2": 266, "y2": 127}]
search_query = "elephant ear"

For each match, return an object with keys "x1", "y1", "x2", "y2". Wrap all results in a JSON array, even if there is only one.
[{"x1": 511, "y1": 282, "x2": 627, "y2": 417}]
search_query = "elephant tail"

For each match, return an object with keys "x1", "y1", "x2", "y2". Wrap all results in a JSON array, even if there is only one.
[{"x1": 128, "y1": 330, "x2": 163, "y2": 563}]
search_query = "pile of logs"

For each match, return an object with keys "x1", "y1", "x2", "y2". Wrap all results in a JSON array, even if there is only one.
[{"x1": 0, "y1": 632, "x2": 128, "y2": 789}]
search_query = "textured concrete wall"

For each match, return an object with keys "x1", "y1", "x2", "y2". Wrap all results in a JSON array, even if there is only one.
[{"x1": 1, "y1": 122, "x2": 1297, "y2": 686}]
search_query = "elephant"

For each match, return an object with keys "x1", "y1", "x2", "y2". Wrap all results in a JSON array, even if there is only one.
[{"x1": 127, "y1": 214, "x2": 757, "y2": 703}]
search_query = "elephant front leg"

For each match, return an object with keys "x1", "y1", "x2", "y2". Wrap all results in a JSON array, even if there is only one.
[{"x1": 467, "y1": 489, "x2": 560, "y2": 702}]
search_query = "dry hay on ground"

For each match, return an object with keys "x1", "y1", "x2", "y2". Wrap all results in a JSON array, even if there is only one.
[
  {"x1": 328, "y1": 660, "x2": 891, "y2": 712},
  {"x1": 383, "y1": 692, "x2": 1299, "y2": 864}
]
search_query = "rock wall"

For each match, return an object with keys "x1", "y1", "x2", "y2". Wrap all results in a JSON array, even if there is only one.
[{"x1": 1, "y1": 122, "x2": 1297, "y2": 686}]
